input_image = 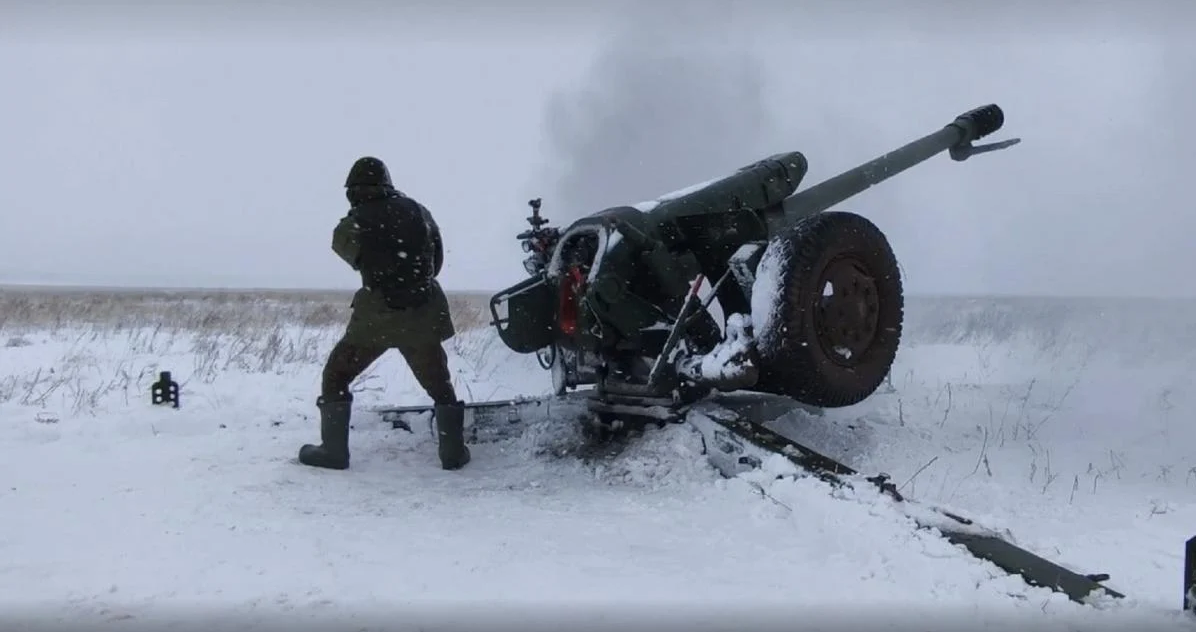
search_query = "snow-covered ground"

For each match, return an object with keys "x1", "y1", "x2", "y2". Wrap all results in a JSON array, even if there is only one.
[{"x1": 1, "y1": 290, "x2": 1195, "y2": 630}]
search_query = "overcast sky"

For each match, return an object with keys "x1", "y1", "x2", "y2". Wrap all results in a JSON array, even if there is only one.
[{"x1": 1, "y1": 1, "x2": 1193, "y2": 297}]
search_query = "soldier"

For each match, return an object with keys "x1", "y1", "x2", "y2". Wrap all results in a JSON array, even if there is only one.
[{"x1": 297, "y1": 156, "x2": 470, "y2": 472}]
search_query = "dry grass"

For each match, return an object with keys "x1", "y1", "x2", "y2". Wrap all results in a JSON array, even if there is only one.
[
  {"x1": 0, "y1": 286, "x2": 496, "y2": 414},
  {"x1": 0, "y1": 286, "x2": 493, "y2": 338}
]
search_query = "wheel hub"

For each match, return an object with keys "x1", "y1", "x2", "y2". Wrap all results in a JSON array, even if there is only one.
[{"x1": 813, "y1": 257, "x2": 881, "y2": 365}]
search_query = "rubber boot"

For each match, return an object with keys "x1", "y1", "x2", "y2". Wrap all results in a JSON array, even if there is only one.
[
  {"x1": 434, "y1": 401, "x2": 470, "y2": 470},
  {"x1": 298, "y1": 396, "x2": 351, "y2": 470}
]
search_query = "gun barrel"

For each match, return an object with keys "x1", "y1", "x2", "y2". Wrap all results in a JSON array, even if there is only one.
[
  {"x1": 781, "y1": 104, "x2": 1008, "y2": 222},
  {"x1": 638, "y1": 150, "x2": 809, "y2": 220}
]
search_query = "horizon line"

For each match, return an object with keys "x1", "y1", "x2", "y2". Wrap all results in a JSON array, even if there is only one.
[{"x1": 1, "y1": 282, "x2": 1193, "y2": 302}]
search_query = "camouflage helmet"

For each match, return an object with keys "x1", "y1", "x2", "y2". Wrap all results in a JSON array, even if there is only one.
[{"x1": 345, "y1": 156, "x2": 392, "y2": 188}]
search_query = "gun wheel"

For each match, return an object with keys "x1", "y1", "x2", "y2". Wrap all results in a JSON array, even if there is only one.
[
  {"x1": 549, "y1": 345, "x2": 580, "y2": 396},
  {"x1": 752, "y1": 211, "x2": 903, "y2": 408},
  {"x1": 551, "y1": 351, "x2": 568, "y2": 395}
]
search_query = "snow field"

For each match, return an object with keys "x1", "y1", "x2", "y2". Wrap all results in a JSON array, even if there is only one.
[{"x1": 0, "y1": 290, "x2": 1194, "y2": 629}]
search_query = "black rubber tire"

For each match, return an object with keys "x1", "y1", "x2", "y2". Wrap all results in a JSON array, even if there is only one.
[{"x1": 752, "y1": 211, "x2": 903, "y2": 408}]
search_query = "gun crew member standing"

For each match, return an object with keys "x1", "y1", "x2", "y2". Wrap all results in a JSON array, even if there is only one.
[{"x1": 298, "y1": 156, "x2": 469, "y2": 471}]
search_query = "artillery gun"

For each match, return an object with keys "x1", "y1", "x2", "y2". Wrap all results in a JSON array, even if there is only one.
[
  {"x1": 386, "y1": 105, "x2": 1196, "y2": 609},
  {"x1": 489, "y1": 103, "x2": 1021, "y2": 427}
]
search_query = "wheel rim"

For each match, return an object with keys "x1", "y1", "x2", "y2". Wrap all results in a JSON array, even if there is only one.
[
  {"x1": 536, "y1": 344, "x2": 556, "y2": 370},
  {"x1": 812, "y1": 255, "x2": 881, "y2": 367}
]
